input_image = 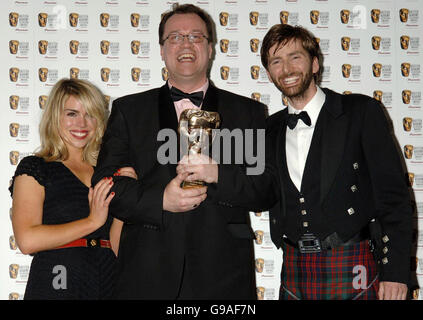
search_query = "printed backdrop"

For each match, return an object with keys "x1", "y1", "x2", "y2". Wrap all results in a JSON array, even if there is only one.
[{"x1": 1, "y1": 0, "x2": 422, "y2": 300}]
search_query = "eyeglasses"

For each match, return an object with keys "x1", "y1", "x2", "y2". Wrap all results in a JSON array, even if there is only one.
[{"x1": 163, "y1": 32, "x2": 209, "y2": 44}]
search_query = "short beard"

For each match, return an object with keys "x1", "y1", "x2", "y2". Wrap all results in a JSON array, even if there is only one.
[{"x1": 276, "y1": 68, "x2": 314, "y2": 100}]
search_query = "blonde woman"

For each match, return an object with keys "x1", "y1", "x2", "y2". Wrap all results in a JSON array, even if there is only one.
[{"x1": 9, "y1": 79, "x2": 134, "y2": 299}]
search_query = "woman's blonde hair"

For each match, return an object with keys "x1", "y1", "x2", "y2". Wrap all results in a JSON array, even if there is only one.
[{"x1": 36, "y1": 78, "x2": 108, "y2": 166}]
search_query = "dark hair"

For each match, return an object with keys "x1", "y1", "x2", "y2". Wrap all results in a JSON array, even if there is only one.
[
  {"x1": 260, "y1": 24, "x2": 323, "y2": 84},
  {"x1": 159, "y1": 4, "x2": 215, "y2": 45}
]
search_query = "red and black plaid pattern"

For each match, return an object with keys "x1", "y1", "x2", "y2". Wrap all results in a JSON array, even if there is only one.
[{"x1": 280, "y1": 240, "x2": 379, "y2": 300}]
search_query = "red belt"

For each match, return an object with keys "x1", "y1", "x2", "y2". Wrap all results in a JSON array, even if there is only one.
[{"x1": 56, "y1": 238, "x2": 111, "y2": 249}]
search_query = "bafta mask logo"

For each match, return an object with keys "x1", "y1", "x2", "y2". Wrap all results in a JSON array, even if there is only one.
[
  {"x1": 402, "y1": 90, "x2": 411, "y2": 104},
  {"x1": 131, "y1": 67, "x2": 141, "y2": 82},
  {"x1": 100, "y1": 13, "x2": 110, "y2": 27},
  {"x1": 372, "y1": 63, "x2": 382, "y2": 77},
  {"x1": 343, "y1": 91, "x2": 352, "y2": 95},
  {"x1": 9, "y1": 40, "x2": 19, "y2": 54},
  {"x1": 403, "y1": 117, "x2": 413, "y2": 131},
  {"x1": 131, "y1": 40, "x2": 140, "y2": 55},
  {"x1": 39, "y1": 40, "x2": 48, "y2": 54},
  {"x1": 69, "y1": 13, "x2": 79, "y2": 27},
  {"x1": 340, "y1": 10, "x2": 350, "y2": 24},
  {"x1": 341, "y1": 37, "x2": 351, "y2": 51},
  {"x1": 314, "y1": 37, "x2": 320, "y2": 45},
  {"x1": 10, "y1": 151, "x2": 19, "y2": 165},
  {"x1": 38, "y1": 67, "x2": 48, "y2": 82},
  {"x1": 161, "y1": 67, "x2": 169, "y2": 81},
  {"x1": 401, "y1": 63, "x2": 410, "y2": 77},
  {"x1": 310, "y1": 10, "x2": 320, "y2": 24},
  {"x1": 257, "y1": 287, "x2": 265, "y2": 300},
  {"x1": 255, "y1": 258, "x2": 264, "y2": 273},
  {"x1": 372, "y1": 36, "x2": 381, "y2": 50},
  {"x1": 70, "y1": 67, "x2": 79, "y2": 79},
  {"x1": 101, "y1": 68, "x2": 110, "y2": 82},
  {"x1": 342, "y1": 64, "x2": 351, "y2": 78},
  {"x1": 39, "y1": 95, "x2": 48, "y2": 109},
  {"x1": 9, "y1": 123, "x2": 20, "y2": 137},
  {"x1": 9, "y1": 12, "x2": 19, "y2": 27},
  {"x1": 9, "y1": 293, "x2": 19, "y2": 300},
  {"x1": 371, "y1": 9, "x2": 381, "y2": 23},
  {"x1": 249, "y1": 11, "x2": 259, "y2": 26},
  {"x1": 254, "y1": 230, "x2": 264, "y2": 245},
  {"x1": 178, "y1": 109, "x2": 221, "y2": 189},
  {"x1": 9, "y1": 264, "x2": 19, "y2": 279},
  {"x1": 100, "y1": 40, "x2": 110, "y2": 55},
  {"x1": 408, "y1": 172, "x2": 415, "y2": 187},
  {"x1": 69, "y1": 40, "x2": 79, "y2": 55},
  {"x1": 400, "y1": 35, "x2": 410, "y2": 50},
  {"x1": 219, "y1": 12, "x2": 229, "y2": 26},
  {"x1": 404, "y1": 144, "x2": 414, "y2": 159},
  {"x1": 9, "y1": 95, "x2": 19, "y2": 110},
  {"x1": 220, "y1": 66, "x2": 229, "y2": 80},
  {"x1": 251, "y1": 92, "x2": 261, "y2": 102},
  {"x1": 130, "y1": 13, "x2": 140, "y2": 27},
  {"x1": 280, "y1": 11, "x2": 289, "y2": 24},
  {"x1": 219, "y1": 39, "x2": 229, "y2": 53},
  {"x1": 38, "y1": 13, "x2": 47, "y2": 27},
  {"x1": 250, "y1": 65, "x2": 260, "y2": 80},
  {"x1": 400, "y1": 8, "x2": 409, "y2": 23},
  {"x1": 373, "y1": 90, "x2": 383, "y2": 102},
  {"x1": 9, "y1": 235, "x2": 17, "y2": 250},
  {"x1": 250, "y1": 38, "x2": 259, "y2": 53},
  {"x1": 9, "y1": 67, "x2": 19, "y2": 82}
]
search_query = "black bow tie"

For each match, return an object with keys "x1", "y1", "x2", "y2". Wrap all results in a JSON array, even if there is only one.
[
  {"x1": 170, "y1": 86, "x2": 204, "y2": 107},
  {"x1": 287, "y1": 111, "x2": 311, "y2": 129}
]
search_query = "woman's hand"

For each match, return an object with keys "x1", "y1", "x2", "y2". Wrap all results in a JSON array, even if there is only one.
[
  {"x1": 114, "y1": 167, "x2": 138, "y2": 180},
  {"x1": 87, "y1": 177, "x2": 115, "y2": 229}
]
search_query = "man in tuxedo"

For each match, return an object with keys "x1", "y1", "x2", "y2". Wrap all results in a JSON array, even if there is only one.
[
  {"x1": 92, "y1": 4, "x2": 266, "y2": 299},
  {"x1": 199, "y1": 24, "x2": 412, "y2": 300}
]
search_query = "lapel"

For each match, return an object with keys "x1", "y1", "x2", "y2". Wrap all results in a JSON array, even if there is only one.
[
  {"x1": 275, "y1": 109, "x2": 289, "y2": 219},
  {"x1": 319, "y1": 88, "x2": 349, "y2": 203},
  {"x1": 158, "y1": 83, "x2": 178, "y2": 132},
  {"x1": 202, "y1": 83, "x2": 219, "y2": 113}
]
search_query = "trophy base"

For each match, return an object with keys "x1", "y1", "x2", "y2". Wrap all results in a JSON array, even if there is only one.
[{"x1": 182, "y1": 180, "x2": 205, "y2": 189}]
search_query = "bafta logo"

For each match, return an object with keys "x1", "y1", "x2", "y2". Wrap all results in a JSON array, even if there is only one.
[
  {"x1": 280, "y1": 11, "x2": 289, "y2": 24},
  {"x1": 178, "y1": 109, "x2": 220, "y2": 189},
  {"x1": 342, "y1": 64, "x2": 351, "y2": 78},
  {"x1": 38, "y1": 13, "x2": 47, "y2": 27},
  {"x1": 219, "y1": 12, "x2": 229, "y2": 26},
  {"x1": 39, "y1": 40, "x2": 48, "y2": 54},
  {"x1": 403, "y1": 117, "x2": 413, "y2": 132},
  {"x1": 69, "y1": 13, "x2": 79, "y2": 27},
  {"x1": 130, "y1": 13, "x2": 140, "y2": 27},
  {"x1": 69, "y1": 40, "x2": 79, "y2": 54},
  {"x1": 341, "y1": 37, "x2": 350, "y2": 51},
  {"x1": 310, "y1": 10, "x2": 319, "y2": 24},
  {"x1": 9, "y1": 12, "x2": 19, "y2": 27},
  {"x1": 9, "y1": 40, "x2": 19, "y2": 54},
  {"x1": 371, "y1": 9, "x2": 381, "y2": 23}
]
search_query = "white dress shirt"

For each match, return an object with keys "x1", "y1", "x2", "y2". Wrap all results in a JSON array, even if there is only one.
[{"x1": 285, "y1": 87, "x2": 326, "y2": 191}]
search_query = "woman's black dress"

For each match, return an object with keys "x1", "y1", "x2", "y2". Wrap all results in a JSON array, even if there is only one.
[{"x1": 9, "y1": 156, "x2": 116, "y2": 300}]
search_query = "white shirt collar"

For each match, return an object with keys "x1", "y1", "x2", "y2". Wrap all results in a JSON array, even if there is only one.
[{"x1": 287, "y1": 86, "x2": 326, "y2": 127}]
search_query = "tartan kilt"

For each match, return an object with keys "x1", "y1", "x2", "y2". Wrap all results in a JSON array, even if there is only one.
[{"x1": 280, "y1": 240, "x2": 379, "y2": 300}]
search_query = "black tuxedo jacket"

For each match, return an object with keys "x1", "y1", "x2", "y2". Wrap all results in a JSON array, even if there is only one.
[
  {"x1": 93, "y1": 83, "x2": 266, "y2": 299},
  {"x1": 217, "y1": 88, "x2": 413, "y2": 284}
]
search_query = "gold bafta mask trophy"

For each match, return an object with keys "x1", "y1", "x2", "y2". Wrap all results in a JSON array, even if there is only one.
[{"x1": 178, "y1": 109, "x2": 220, "y2": 189}]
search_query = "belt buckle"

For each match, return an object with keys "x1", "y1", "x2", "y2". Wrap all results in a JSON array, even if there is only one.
[
  {"x1": 87, "y1": 238, "x2": 100, "y2": 248},
  {"x1": 298, "y1": 233, "x2": 322, "y2": 253}
]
